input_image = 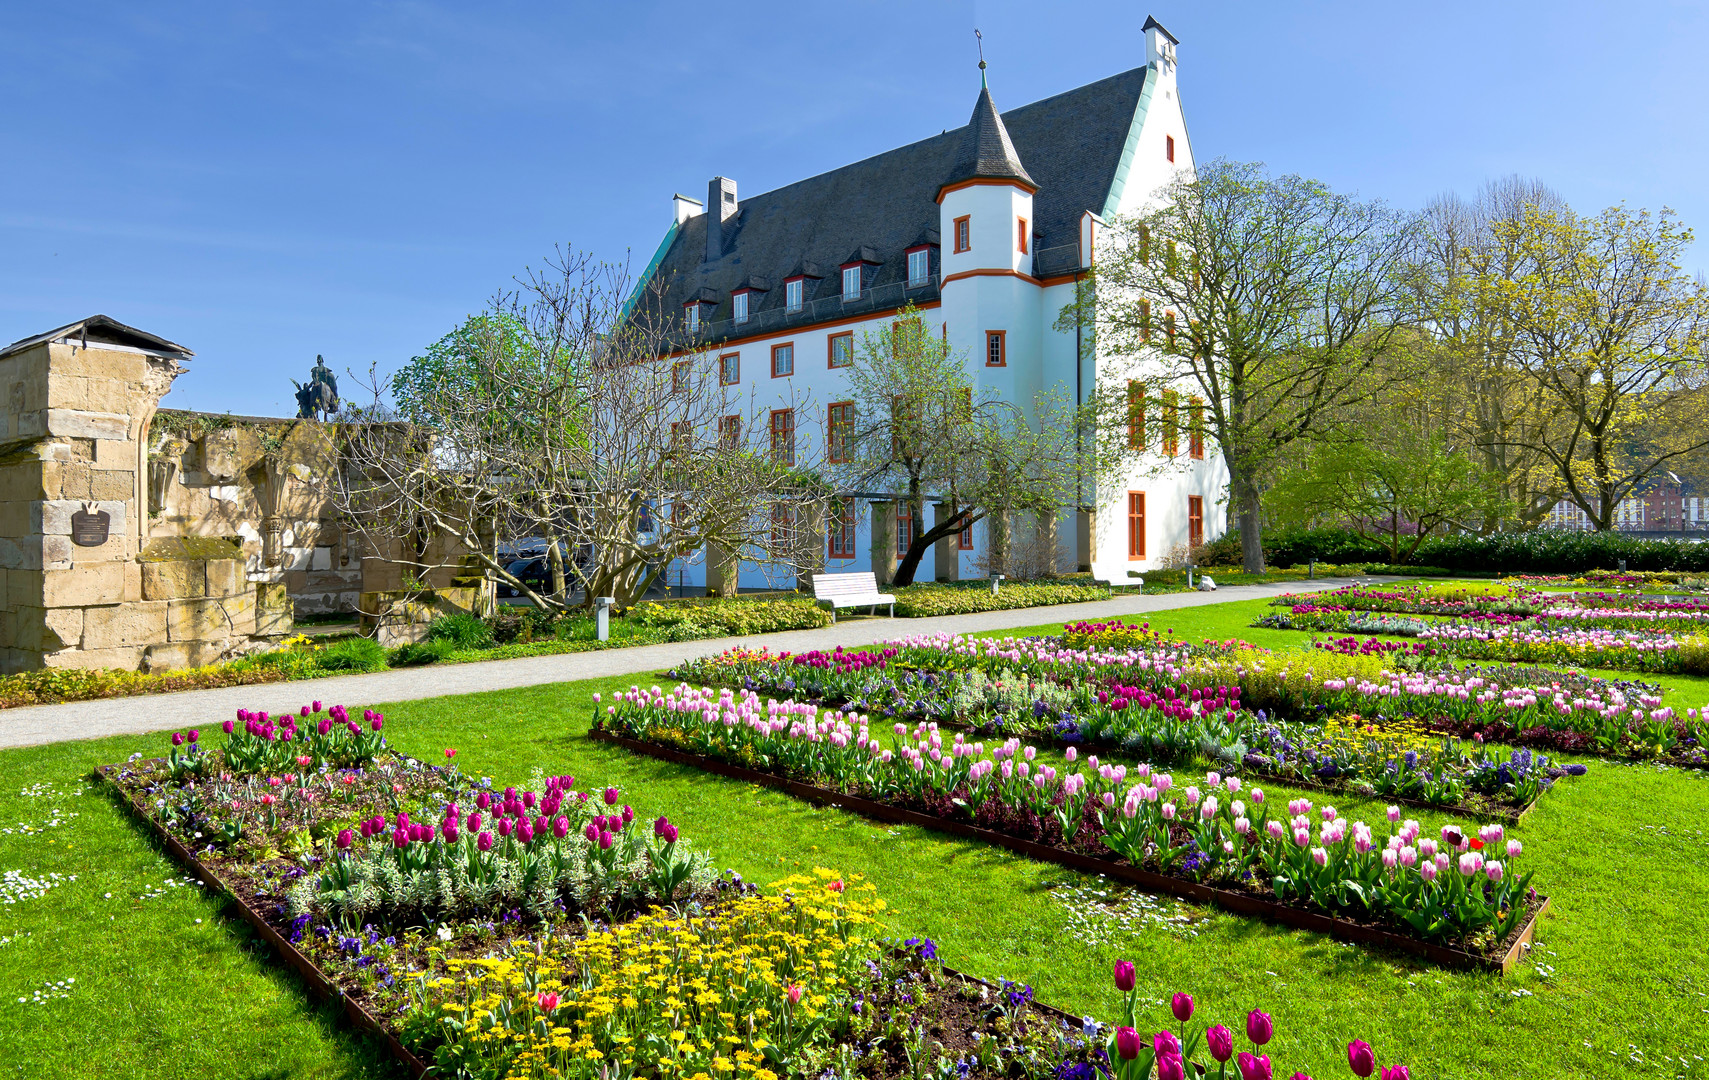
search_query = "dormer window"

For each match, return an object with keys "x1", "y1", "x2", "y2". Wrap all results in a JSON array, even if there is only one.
[
  {"x1": 842, "y1": 266, "x2": 861, "y2": 301},
  {"x1": 684, "y1": 303, "x2": 700, "y2": 333},
  {"x1": 907, "y1": 249, "x2": 930, "y2": 287},
  {"x1": 732, "y1": 291, "x2": 749, "y2": 325},
  {"x1": 785, "y1": 278, "x2": 803, "y2": 313}
]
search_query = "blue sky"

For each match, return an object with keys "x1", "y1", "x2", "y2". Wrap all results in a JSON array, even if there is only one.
[{"x1": 2, "y1": 1, "x2": 1704, "y2": 417}]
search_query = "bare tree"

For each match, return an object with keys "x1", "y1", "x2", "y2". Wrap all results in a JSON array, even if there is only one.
[
  {"x1": 835, "y1": 307, "x2": 1117, "y2": 587},
  {"x1": 331, "y1": 248, "x2": 824, "y2": 611},
  {"x1": 1065, "y1": 160, "x2": 1421, "y2": 572}
]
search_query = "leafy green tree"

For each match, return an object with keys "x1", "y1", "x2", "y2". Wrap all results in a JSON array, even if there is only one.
[
  {"x1": 1064, "y1": 160, "x2": 1421, "y2": 572},
  {"x1": 1266, "y1": 432, "x2": 1511, "y2": 563}
]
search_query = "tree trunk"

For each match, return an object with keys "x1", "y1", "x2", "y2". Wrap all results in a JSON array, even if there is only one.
[
  {"x1": 1231, "y1": 470, "x2": 1265, "y2": 573},
  {"x1": 892, "y1": 511, "x2": 978, "y2": 587}
]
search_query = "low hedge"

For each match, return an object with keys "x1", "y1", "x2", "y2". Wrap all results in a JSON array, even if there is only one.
[
  {"x1": 632, "y1": 596, "x2": 831, "y2": 635},
  {"x1": 892, "y1": 579, "x2": 1111, "y2": 617},
  {"x1": 1223, "y1": 526, "x2": 1709, "y2": 575}
]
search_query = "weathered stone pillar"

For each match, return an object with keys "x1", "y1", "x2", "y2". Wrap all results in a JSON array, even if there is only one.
[
  {"x1": 0, "y1": 318, "x2": 190, "y2": 673},
  {"x1": 869, "y1": 500, "x2": 897, "y2": 586},
  {"x1": 933, "y1": 503, "x2": 962, "y2": 582},
  {"x1": 1076, "y1": 508, "x2": 1095, "y2": 573},
  {"x1": 705, "y1": 541, "x2": 739, "y2": 598}
]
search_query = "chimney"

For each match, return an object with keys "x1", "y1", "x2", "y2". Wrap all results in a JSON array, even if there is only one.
[
  {"x1": 1143, "y1": 16, "x2": 1178, "y2": 75},
  {"x1": 706, "y1": 176, "x2": 737, "y2": 262}
]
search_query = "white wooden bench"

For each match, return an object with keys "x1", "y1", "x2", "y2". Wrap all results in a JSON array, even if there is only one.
[{"x1": 810, "y1": 572, "x2": 896, "y2": 623}]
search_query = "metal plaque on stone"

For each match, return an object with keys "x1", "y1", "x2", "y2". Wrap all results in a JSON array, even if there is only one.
[{"x1": 70, "y1": 506, "x2": 111, "y2": 547}]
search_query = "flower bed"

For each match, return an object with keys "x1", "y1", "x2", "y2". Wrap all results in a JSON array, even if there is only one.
[
  {"x1": 666, "y1": 637, "x2": 1606, "y2": 814},
  {"x1": 97, "y1": 704, "x2": 720, "y2": 1071},
  {"x1": 100, "y1": 709, "x2": 1409, "y2": 1079},
  {"x1": 592, "y1": 686, "x2": 1549, "y2": 971}
]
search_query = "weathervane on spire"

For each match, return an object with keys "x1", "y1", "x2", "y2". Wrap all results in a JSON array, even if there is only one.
[{"x1": 975, "y1": 28, "x2": 987, "y2": 87}]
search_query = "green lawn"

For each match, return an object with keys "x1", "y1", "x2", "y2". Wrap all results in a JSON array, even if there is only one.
[{"x1": 2, "y1": 591, "x2": 1707, "y2": 1078}]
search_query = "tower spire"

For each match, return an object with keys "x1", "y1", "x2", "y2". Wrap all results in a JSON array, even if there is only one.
[{"x1": 975, "y1": 28, "x2": 986, "y2": 88}]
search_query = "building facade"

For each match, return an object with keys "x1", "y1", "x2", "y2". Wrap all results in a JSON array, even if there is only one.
[
  {"x1": 1542, "y1": 483, "x2": 1707, "y2": 535},
  {"x1": 633, "y1": 18, "x2": 1227, "y2": 590}
]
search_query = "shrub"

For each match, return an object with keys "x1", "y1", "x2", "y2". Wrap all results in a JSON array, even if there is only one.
[
  {"x1": 427, "y1": 612, "x2": 495, "y2": 650},
  {"x1": 633, "y1": 597, "x2": 830, "y2": 635},
  {"x1": 388, "y1": 639, "x2": 455, "y2": 666},
  {"x1": 892, "y1": 580, "x2": 1110, "y2": 617},
  {"x1": 313, "y1": 636, "x2": 389, "y2": 673}
]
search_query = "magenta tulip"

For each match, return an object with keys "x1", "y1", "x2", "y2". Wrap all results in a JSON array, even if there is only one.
[
  {"x1": 1171, "y1": 992, "x2": 1193, "y2": 1023},
  {"x1": 476, "y1": 831, "x2": 493, "y2": 852},
  {"x1": 603, "y1": 786, "x2": 619, "y2": 805},
  {"x1": 335, "y1": 829, "x2": 353, "y2": 850},
  {"x1": 1154, "y1": 1030, "x2": 1181, "y2": 1059},
  {"x1": 1246, "y1": 1009, "x2": 1273, "y2": 1046},
  {"x1": 552, "y1": 815, "x2": 570, "y2": 839},
  {"x1": 1156, "y1": 1053, "x2": 1185, "y2": 1080},
  {"x1": 1379, "y1": 1069, "x2": 1409, "y2": 1080},
  {"x1": 1114, "y1": 1026, "x2": 1141, "y2": 1061},
  {"x1": 1348, "y1": 1040, "x2": 1376, "y2": 1078},
  {"x1": 171, "y1": 732, "x2": 185, "y2": 747},
  {"x1": 1113, "y1": 960, "x2": 1136, "y2": 992},
  {"x1": 1237, "y1": 1052, "x2": 1272, "y2": 1080},
  {"x1": 1206, "y1": 1024, "x2": 1234, "y2": 1062}
]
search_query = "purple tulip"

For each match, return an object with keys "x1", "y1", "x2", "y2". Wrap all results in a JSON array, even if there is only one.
[
  {"x1": 1156, "y1": 1054, "x2": 1185, "y2": 1080},
  {"x1": 597, "y1": 829, "x2": 613, "y2": 850},
  {"x1": 171, "y1": 732, "x2": 185, "y2": 747},
  {"x1": 318, "y1": 719, "x2": 332, "y2": 735},
  {"x1": 187, "y1": 729, "x2": 199, "y2": 744},
  {"x1": 522, "y1": 791, "x2": 536, "y2": 810},
  {"x1": 441, "y1": 821, "x2": 458, "y2": 843},
  {"x1": 654, "y1": 815, "x2": 671, "y2": 838},
  {"x1": 467, "y1": 812, "x2": 482, "y2": 832},
  {"x1": 518, "y1": 823, "x2": 534, "y2": 843},
  {"x1": 603, "y1": 787, "x2": 619, "y2": 806},
  {"x1": 1348, "y1": 1040, "x2": 1376, "y2": 1078},
  {"x1": 1246, "y1": 1009, "x2": 1273, "y2": 1046},
  {"x1": 311, "y1": 701, "x2": 322, "y2": 713},
  {"x1": 1114, "y1": 1027, "x2": 1141, "y2": 1061},
  {"x1": 1171, "y1": 992, "x2": 1193, "y2": 1023},
  {"x1": 497, "y1": 819, "x2": 511, "y2": 837},
  {"x1": 1237, "y1": 1052, "x2": 1271, "y2": 1080},
  {"x1": 335, "y1": 828, "x2": 353, "y2": 849},
  {"x1": 552, "y1": 816, "x2": 570, "y2": 839},
  {"x1": 391, "y1": 827, "x2": 408, "y2": 849},
  {"x1": 661, "y1": 823, "x2": 678, "y2": 843},
  {"x1": 370, "y1": 715, "x2": 383, "y2": 732},
  {"x1": 621, "y1": 804, "x2": 634, "y2": 824},
  {"x1": 1206, "y1": 1024, "x2": 1234, "y2": 1062},
  {"x1": 1113, "y1": 960, "x2": 1136, "y2": 992},
  {"x1": 300, "y1": 705, "x2": 310, "y2": 717},
  {"x1": 223, "y1": 720, "x2": 235, "y2": 734},
  {"x1": 476, "y1": 792, "x2": 491, "y2": 810},
  {"x1": 476, "y1": 831, "x2": 492, "y2": 851},
  {"x1": 584, "y1": 822, "x2": 599, "y2": 843},
  {"x1": 1154, "y1": 1030, "x2": 1181, "y2": 1059}
]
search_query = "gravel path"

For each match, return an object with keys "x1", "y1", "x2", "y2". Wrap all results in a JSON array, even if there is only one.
[{"x1": 0, "y1": 577, "x2": 1359, "y2": 750}]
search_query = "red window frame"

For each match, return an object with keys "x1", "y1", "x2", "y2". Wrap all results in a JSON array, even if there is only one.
[
  {"x1": 672, "y1": 360, "x2": 690, "y2": 392},
  {"x1": 1127, "y1": 492, "x2": 1146, "y2": 560},
  {"x1": 1139, "y1": 299, "x2": 1152, "y2": 341},
  {"x1": 1162, "y1": 390, "x2": 1180, "y2": 457},
  {"x1": 719, "y1": 352, "x2": 739, "y2": 385},
  {"x1": 1127, "y1": 380, "x2": 1144, "y2": 450},
  {"x1": 828, "y1": 499, "x2": 857, "y2": 559},
  {"x1": 719, "y1": 414, "x2": 741, "y2": 449},
  {"x1": 827, "y1": 401, "x2": 854, "y2": 463},
  {"x1": 896, "y1": 502, "x2": 914, "y2": 558},
  {"x1": 827, "y1": 330, "x2": 853, "y2": 369},
  {"x1": 769, "y1": 408, "x2": 796, "y2": 465},
  {"x1": 985, "y1": 330, "x2": 1006, "y2": 368},
  {"x1": 1189, "y1": 397, "x2": 1205, "y2": 459},
  {"x1": 1017, "y1": 217, "x2": 1029, "y2": 254},
  {"x1": 771, "y1": 341, "x2": 794, "y2": 378},
  {"x1": 1188, "y1": 495, "x2": 1204, "y2": 548},
  {"x1": 1166, "y1": 135, "x2": 1175, "y2": 163},
  {"x1": 958, "y1": 515, "x2": 974, "y2": 551},
  {"x1": 953, "y1": 215, "x2": 971, "y2": 253}
]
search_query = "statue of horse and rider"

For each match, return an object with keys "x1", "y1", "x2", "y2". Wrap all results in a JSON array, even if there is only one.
[{"x1": 293, "y1": 355, "x2": 340, "y2": 421}]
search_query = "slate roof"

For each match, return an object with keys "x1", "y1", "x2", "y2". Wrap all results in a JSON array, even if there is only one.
[
  {"x1": 638, "y1": 65, "x2": 1152, "y2": 346},
  {"x1": 939, "y1": 85, "x2": 1036, "y2": 195},
  {"x1": 0, "y1": 314, "x2": 193, "y2": 361}
]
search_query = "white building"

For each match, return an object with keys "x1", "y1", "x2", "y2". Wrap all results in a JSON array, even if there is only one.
[{"x1": 632, "y1": 17, "x2": 1227, "y2": 589}]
